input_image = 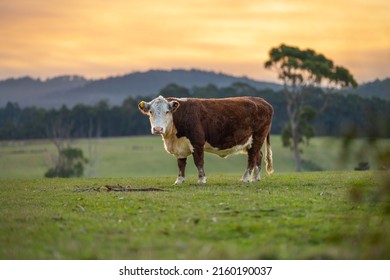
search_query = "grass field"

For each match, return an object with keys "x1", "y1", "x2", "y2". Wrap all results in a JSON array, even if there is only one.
[
  {"x1": 0, "y1": 171, "x2": 389, "y2": 259},
  {"x1": 0, "y1": 135, "x2": 388, "y2": 180},
  {"x1": 1, "y1": 136, "x2": 389, "y2": 260}
]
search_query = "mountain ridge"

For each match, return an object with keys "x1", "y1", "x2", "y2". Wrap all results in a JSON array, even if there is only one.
[
  {"x1": 0, "y1": 69, "x2": 388, "y2": 108},
  {"x1": 0, "y1": 69, "x2": 282, "y2": 108}
]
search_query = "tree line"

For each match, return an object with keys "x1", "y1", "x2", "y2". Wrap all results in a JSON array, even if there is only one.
[{"x1": 0, "y1": 82, "x2": 389, "y2": 141}]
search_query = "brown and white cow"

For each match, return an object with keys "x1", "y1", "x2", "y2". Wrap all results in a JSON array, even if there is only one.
[{"x1": 138, "y1": 95, "x2": 274, "y2": 184}]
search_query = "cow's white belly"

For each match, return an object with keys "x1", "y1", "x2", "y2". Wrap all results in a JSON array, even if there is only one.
[
  {"x1": 163, "y1": 134, "x2": 253, "y2": 159},
  {"x1": 204, "y1": 136, "x2": 253, "y2": 158}
]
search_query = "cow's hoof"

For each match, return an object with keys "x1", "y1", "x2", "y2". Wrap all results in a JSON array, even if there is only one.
[
  {"x1": 198, "y1": 177, "x2": 207, "y2": 184},
  {"x1": 250, "y1": 178, "x2": 260, "y2": 183},
  {"x1": 174, "y1": 177, "x2": 185, "y2": 184},
  {"x1": 240, "y1": 178, "x2": 250, "y2": 183}
]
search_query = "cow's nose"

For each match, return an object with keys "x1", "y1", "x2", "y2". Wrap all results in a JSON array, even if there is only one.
[{"x1": 153, "y1": 126, "x2": 164, "y2": 134}]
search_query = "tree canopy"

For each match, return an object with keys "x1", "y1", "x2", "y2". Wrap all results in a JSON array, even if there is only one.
[
  {"x1": 265, "y1": 44, "x2": 358, "y2": 90},
  {"x1": 1, "y1": 82, "x2": 389, "y2": 143}
]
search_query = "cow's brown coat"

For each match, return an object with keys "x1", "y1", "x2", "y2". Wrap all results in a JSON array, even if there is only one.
[{"x1": 140, "y1": 96, "x2": 274, "y2": 184}]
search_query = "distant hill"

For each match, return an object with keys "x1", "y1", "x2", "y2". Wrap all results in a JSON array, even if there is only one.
[
  {"x1": 0, "y1": 69, "x2": 281, "y2": 108},
  {"x1": 352, "y1": 78, "x2": 390, "y2": 100},
  {"x1": 0, "y1": 69, "x2": 388, "y2": 108},
  {"x1": 0, "y1": 75, "x2": 89, "y2": 108}
]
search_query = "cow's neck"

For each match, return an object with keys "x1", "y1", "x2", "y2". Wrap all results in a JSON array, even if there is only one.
[{"x1": 161, "y1": 123, "x2": 193, "y2": 158}]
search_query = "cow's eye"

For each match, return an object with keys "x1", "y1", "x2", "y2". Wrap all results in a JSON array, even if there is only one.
[
  {"x1": 150, "y1": 111, "x2": 154, "y2": 115},
  {"x1": 165, "y1": 111, "x2": 170, "y2": 114}
]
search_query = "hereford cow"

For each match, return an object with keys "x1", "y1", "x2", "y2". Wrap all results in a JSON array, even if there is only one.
[{"x1": 138, "y1": 96, "x2": 274, "y2": 184}]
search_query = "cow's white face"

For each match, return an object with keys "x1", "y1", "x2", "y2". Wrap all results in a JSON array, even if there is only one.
[{"x1": 138, "y1": 96, "x2": 180, "y2": 135}]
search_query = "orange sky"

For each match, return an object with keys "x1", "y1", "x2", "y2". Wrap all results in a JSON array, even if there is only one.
[{"x1": 0, "y1": 0, "x2": 389, "y2": 83}]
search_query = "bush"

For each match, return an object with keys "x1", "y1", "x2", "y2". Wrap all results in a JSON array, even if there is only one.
[{"x1": 45, "y1": 147, "x2": 88, "y2": 178}]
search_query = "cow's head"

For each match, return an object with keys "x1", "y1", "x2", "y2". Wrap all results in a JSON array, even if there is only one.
[{"x1": 138, "y1": 96, "x2": 180, "y2": 135}]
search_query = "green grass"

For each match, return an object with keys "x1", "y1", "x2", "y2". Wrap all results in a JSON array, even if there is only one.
[
  {"x1": 1, "y1": 136, "x2": 388, "y2": 180},
  {"x1": 1, "y1": 136, "x2": 389, "y2": 259},
  {"x1": 1, "y1": 171, "x2": 389, "y2": 259}
]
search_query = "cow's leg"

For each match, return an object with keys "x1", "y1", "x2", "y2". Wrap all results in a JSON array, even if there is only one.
[
  {"x1": 192, "y1": 146, "x2": 206, "y2": 184},
  {"x1": 241, "y1": 135, "x2": 265, "y2": 183},
  {"x1": 252, "y1": 150, "x2": 263, "y2": 182},
  {"x1": 241, "y1": 147, "x2": 258, "y2": 183},
  {"x1": 174, "y1": 157, "x2": 187, "y2": 184},
  {"x1": 251, "y1": 135, "x2": 266, "y2": 182}
]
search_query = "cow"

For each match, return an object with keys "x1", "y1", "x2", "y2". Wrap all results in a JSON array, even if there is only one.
[{"x1": 138, "y1": 95, "x2": 274, "y2": 184}]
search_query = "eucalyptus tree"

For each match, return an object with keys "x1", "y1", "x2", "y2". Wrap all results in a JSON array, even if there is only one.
[{"x1": 265, "y1": 44, "x2": 357, "y2": 171}]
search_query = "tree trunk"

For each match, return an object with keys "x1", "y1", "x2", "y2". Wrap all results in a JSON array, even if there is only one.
[
  {"x1": 286, "y1": 93, "x2": 303, "y2": 172},
  {"x1": 290, "y1": 119, "x2": 302, "y2": 172}
]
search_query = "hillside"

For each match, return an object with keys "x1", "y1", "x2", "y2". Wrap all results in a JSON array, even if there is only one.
[
  {"x1": 0, "y1": 69, "x2": 281, "y2": 108},
  {"x1": 353, "y1": 78, "x2": 390, "y2": 100},
  {"x1": 0, "y1": 69, "x2": 388, "y2": 108},
  {"x1": 0, "y1": 75, "x2": 89, "y2": 107}
]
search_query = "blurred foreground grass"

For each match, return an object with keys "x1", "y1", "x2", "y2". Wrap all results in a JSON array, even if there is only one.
[{"x1": 0, "y1": 171, "x2": 389, "y2": 259}]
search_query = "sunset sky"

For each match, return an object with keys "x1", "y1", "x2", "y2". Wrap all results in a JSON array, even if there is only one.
[{"x1": 0, "y1": 0, "x2": 389, "y2": 83}]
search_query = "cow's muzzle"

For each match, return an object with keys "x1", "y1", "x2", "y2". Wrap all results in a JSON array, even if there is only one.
[{"x1": 152, "y1": 126, "x2": 164, "y2": 135}]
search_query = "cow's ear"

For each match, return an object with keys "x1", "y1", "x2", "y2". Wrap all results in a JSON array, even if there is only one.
[
  {"x1": 170, "y1": 101, "x2": 180, "y2": 112},
  {"x1": 138, "y1": 101, "x2": 150, "y2": 115}
]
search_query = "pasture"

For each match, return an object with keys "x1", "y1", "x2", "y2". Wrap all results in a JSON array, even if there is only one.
[
  {"x1": 0, "y1": 171, "x2": 389, "y2": 259},
  {"x1": 0, "y1": 136, "x2": 389, "y2": 259},
  {"x1": 0, "y1": 135, "x2": 388, "y2": 180}
]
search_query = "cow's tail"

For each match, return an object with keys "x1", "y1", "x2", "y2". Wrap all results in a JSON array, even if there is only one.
[{"x1": 265, "y1": 131, "x2": 274, "y2": 175}]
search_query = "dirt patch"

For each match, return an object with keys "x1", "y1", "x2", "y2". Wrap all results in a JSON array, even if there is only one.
[{"x1": 75, "y1": 184, "x2": 167, "y2": 192}]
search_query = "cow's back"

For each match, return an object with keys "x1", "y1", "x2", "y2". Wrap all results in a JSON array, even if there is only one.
[{"x1": 168, "y1": 97, "x2": 273, "y2": 149}]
